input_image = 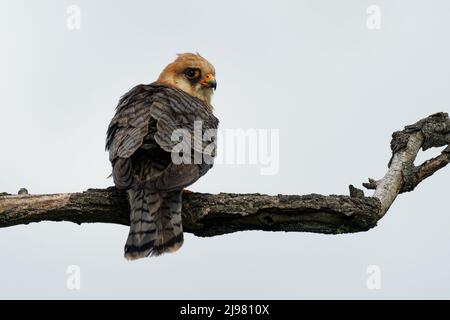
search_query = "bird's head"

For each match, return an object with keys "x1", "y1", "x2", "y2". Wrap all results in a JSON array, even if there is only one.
[{"x1": 157, "y1": 53, "x2": 217, "y2": 107}]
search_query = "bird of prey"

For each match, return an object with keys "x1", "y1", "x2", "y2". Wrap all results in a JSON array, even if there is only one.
[{"x1": 106, "y1": 53, "x2": 219, "y2": 260}]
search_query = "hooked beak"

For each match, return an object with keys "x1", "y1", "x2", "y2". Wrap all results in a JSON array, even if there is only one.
[{"x1": 199, "y1": 73, "x2": 217, "y2": 90}]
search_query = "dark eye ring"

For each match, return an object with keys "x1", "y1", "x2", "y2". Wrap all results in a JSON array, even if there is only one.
[{"x1": 185, "y1": 68, "x2": 200, "y2": 79}]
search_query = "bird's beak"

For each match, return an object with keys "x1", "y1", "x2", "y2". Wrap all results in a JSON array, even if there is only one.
[{"x1": 199, "y1": 73, "x2": 217, "y2": 90}]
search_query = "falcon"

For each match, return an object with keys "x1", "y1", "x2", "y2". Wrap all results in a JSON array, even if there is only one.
[{"x1": 106, "y1": 53, "x2": 219, "y2": 260}]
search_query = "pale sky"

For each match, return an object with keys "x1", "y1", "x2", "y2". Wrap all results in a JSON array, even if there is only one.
[{"x1": 0, "y1": 0, "x2": 449, "y2": 299}]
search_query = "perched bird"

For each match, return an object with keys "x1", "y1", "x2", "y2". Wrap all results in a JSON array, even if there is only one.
[{"x1": 106, "y1": 53, "x2": 219, "y2": 260}]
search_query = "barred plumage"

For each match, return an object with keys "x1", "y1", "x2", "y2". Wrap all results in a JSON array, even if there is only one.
[{"x1": 106, "y1": 82, "x2": 218, "y2": 260}]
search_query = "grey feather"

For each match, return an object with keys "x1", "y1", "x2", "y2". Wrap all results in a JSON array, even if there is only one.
[{"x1": 106, "y1": 83, "x2": 218, "y2": 259}]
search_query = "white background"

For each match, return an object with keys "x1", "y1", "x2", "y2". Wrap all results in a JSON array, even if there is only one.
[{"x1": 0, "y1": 0, "x2": 449, "y2": 299}]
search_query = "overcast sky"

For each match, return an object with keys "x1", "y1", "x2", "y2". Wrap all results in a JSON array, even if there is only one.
[{"x1": 0, "y1": 0, "x2": 449, "y2": 299}]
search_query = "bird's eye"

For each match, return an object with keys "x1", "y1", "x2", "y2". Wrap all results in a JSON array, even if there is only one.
[{"x1": 185, "y1": 68, "x2": 200, "y2": 80}]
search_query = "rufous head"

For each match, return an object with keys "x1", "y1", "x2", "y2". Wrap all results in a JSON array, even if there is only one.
[{"x1": 157, "y1": 53, "x2": 217, "y2": 107}]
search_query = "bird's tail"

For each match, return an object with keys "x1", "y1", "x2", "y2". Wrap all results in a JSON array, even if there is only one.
[{"x1": 124, "y1": 188, "x2": 184, "y2": 260}]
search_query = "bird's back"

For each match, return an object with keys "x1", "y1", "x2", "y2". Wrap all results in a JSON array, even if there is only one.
[{"x1": 106, "y1": 83, "x2": 219, "y2": 259}]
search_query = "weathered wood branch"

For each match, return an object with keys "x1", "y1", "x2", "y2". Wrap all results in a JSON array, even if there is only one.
[
  {"x1": 363, "y1": 112, "x2": 449, "y2": 215},
  {"x1": 0, "y1": 113, "x2": 448, "y2": 237}
]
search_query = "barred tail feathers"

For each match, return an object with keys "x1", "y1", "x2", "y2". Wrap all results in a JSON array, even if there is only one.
[{"x1": 124, "y1": 188, "x2": 183, "y2": 260}]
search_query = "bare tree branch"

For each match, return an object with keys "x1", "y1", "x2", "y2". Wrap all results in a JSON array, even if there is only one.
[
  {"x1": 0, "y1": 113, "x2": 448, "y2": 237},
  {"x1": 363, "y1": 112, "x2": 449, "y2": 215}
]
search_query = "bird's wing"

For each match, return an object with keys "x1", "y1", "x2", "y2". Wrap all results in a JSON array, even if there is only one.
[
  {"x1": 106, "y1": 84, "x2": 219, "y2": 161},
  {"x1": 147, "y1": 87, "x2": 219, "y2": 191},
  {"x1": 106, "y1": 84, "x2": 156, "y2": 162},
  {"x1": 148, "y1": 86, "x2": 219, "y2": 155},
  {"x1": 106, "y1": 84, "x2": 219, "y2": 189}
]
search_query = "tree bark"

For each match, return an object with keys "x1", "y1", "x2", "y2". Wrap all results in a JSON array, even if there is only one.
[{"x1": 1, "y1": 113, "x2": 448, "y2": 237}]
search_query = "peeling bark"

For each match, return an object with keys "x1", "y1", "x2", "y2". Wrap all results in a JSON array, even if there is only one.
[{"x1": 0, "y1": 113, "x2": 448, "y2": 237}]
